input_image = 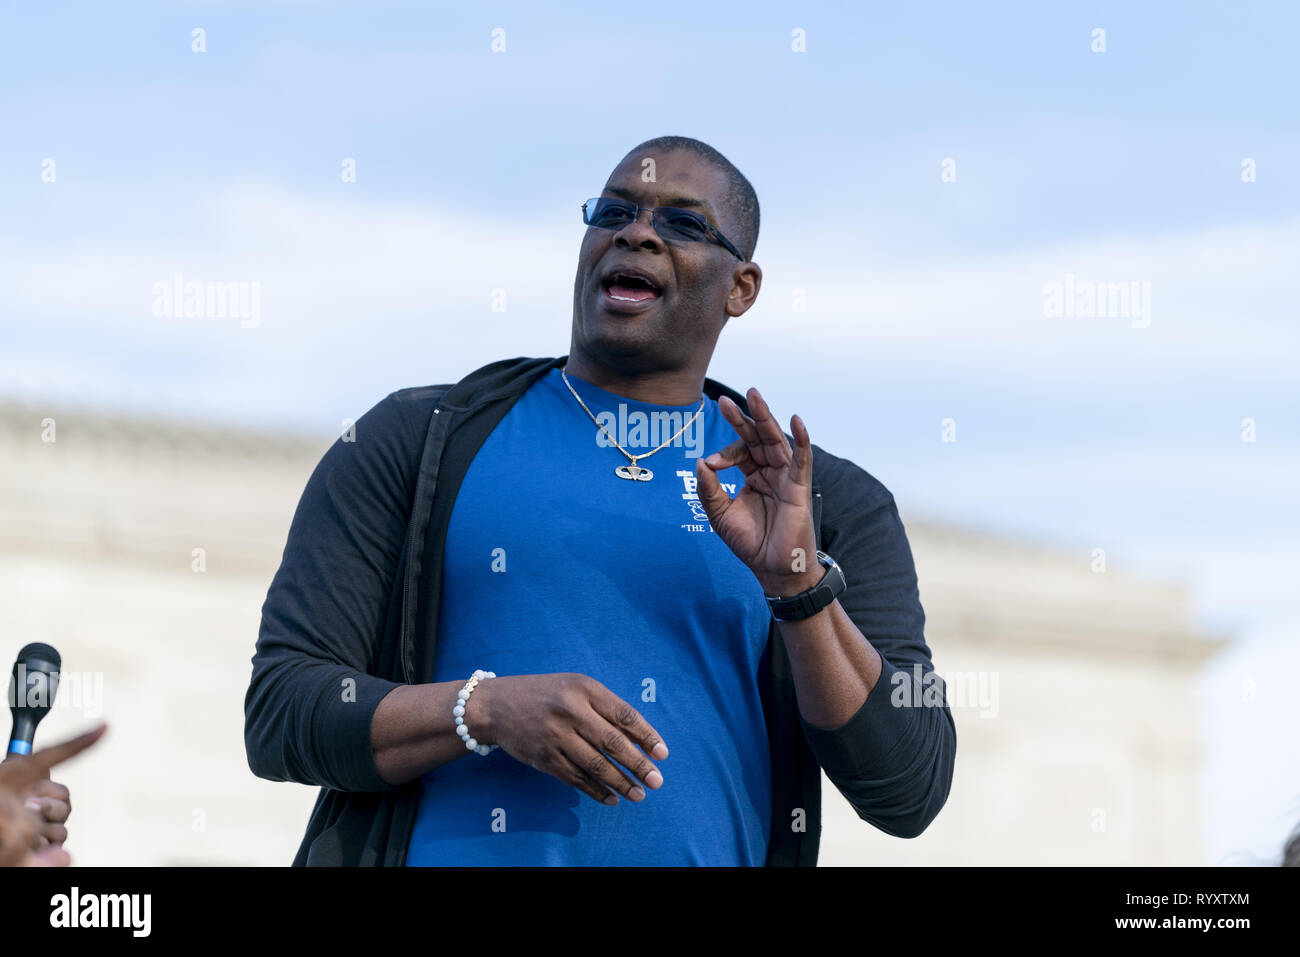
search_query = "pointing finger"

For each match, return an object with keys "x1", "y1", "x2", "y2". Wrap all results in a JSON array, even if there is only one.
[{"x1": 0, "y1": 724, "x2": 107, "y2": 793}]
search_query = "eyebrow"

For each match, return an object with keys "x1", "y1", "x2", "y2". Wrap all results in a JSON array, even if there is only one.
[{"x1": 606, "y1": 185, "x2": 711, "y2": 213}]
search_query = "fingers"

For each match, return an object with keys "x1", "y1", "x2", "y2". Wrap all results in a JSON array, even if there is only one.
[
  {"x1": 555, "y1": 753, "x2": 619, "y2": 806},
  {"x1": 18, "y1": 780, "x2": 72, "y2": 847},
  {"x1": 0, "y1": 735, "x2": 94, "y2": 855},
  {"x1": 718, "y1": 392, "x2": 795, "y2": 471},
  {"x1": 496, "y1": 676, "x2": 673, "y2": 808},
  {"x1": 25, "y1": 794, "x2": 70, "y2": 846},
  {"x1": 589, "y1": 686, "x2": 668, "y2": 762},
  {"x1": 0, "y1": 724, "x2": 107, "y2": 793},
  {"x1": 790, "y1": 413, "x2": 813, "y2": 488},
  {"x1": 718, "y1": 395, "x2": 761, "y2": 447},
  {"x1": 702, "y1": 436, "x2": 751, "y2": 472},
  {"x1": 562, "y1": 734, "x2": 645, "y2": 804},
  {"x1": 565, "y1": 687, "x2": 667, "y2": 806},
  {"x1": 22, "y1": 844, "x2": 71, "y2": 867},
  {"x1": 27, "y1": 779, "x2": 70, "y2": 818},
  {"x1": 745, "y1": 388, "x2": 794, "y2": 464},
  {"x1": 582, "y1": 709, "x2": 666, "y2": 793},
  {"x1": 34, "y1": 819, "x2": 67, "y2": 846},
  {"x1": 26, "y1": 795, "x2": 70, "y2": 824}
]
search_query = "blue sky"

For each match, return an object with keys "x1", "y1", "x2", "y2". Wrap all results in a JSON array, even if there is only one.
[{"x1": 2, "y1": 1, "x2": 1297, "y2": 864}]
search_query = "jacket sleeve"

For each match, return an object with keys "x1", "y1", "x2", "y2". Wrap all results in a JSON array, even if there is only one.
[
  {"x1": 797, "y1": 460, "x2": 956, "y2": 839},
  {"x1": 243, "y1": 390, "x2": 428, "y2": 792}
]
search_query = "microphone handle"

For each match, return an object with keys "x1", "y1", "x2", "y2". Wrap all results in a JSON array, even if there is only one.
[{"x1": 7, "y1": 715, "x2": 38, "y2": 755}]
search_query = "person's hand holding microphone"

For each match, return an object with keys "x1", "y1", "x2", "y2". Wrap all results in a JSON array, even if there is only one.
[
  {"x1": 3, "y1": 642, "x2": 105, "y2": 865},
  {"x1": 0, "y1": 724, "x2": 107, "y2": 866}
]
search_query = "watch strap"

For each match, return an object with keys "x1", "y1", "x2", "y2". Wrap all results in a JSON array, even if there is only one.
[{"x1": 765, "y1": 551, "x2": 846, "y2": 621}]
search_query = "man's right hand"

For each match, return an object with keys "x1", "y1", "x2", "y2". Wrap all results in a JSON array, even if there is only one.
[{"x1": 472, "y1": 674, "x2": 668, "y2": 806}]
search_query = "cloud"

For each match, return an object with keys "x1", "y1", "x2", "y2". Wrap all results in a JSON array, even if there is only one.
[
  {"x1": 743, "y1": 216, "x2": 1299, "y2": 374},
  {"x1": 1, "y1": 184, "x2": 1295, "y2": 429}
]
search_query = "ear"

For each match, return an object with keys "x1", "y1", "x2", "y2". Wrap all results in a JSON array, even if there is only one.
[{"x1": 725, "y1": 261, "x2": 762, "y2": 318}]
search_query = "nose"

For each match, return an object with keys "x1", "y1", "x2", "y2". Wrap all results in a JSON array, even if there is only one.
[{"x1": 612, "y1": 207, "x2": 664, "y2": 251}]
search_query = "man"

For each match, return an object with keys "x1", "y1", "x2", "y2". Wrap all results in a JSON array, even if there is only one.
[{"x1": 244, "y1": 136, "x2": 955, "y2": 865}]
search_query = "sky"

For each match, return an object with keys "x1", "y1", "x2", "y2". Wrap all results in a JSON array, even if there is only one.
[{"x1": 1, "y1": 1, "x2": 1297, "y2": 864}]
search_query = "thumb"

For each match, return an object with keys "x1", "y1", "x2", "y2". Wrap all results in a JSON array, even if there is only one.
[{"x1": 694, "y1": 456, "x2": 733, "y2": 524}]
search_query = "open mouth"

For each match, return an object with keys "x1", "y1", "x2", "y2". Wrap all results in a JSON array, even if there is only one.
[{"x1": 602, "y1": 272, "x2": 663, "y2": 304}]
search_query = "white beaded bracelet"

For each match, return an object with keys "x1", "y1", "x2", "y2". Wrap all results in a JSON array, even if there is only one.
[{"x1": 454, "y1": 669, "x2": 498, "y2": 756}]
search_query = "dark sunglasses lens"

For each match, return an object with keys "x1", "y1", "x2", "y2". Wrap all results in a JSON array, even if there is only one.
[
  {"x1": 584, "y1": 198, "x2": 637, "y2": 228},
  {"x1": 655, "y1": 208, "x2": 710, "y2": 242}
]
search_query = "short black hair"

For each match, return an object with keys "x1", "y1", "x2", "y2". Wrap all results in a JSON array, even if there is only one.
[{"x1": 623, "y1": 135, "x2": 760, "y2": 261}]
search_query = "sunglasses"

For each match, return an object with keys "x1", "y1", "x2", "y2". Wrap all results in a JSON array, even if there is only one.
[{"x1": 582, "y1": 197, "x2": 746, "y2": 261}]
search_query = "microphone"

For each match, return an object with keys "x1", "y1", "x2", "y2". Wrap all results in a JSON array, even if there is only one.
[{"x1": 7, "y1": 643, "x2": 61, "y2": 757}]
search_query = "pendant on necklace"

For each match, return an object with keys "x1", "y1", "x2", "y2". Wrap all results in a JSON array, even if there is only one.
[{"x1": 615, "y1": 464, "x2": 653, "y2": 481}]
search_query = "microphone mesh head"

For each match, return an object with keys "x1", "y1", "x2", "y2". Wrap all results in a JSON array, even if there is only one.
[{"x1": 17, "y1": 643, "x2": 61, "y2": 669}]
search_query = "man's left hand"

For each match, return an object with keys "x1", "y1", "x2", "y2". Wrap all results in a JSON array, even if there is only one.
[{"x1": 695, "y1": 387, "x2": 822, "y2": 597}]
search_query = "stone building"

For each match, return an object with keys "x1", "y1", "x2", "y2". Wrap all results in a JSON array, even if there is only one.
[{"x1": 0, "y1": 400, "x2": 1223, "y2": 865}]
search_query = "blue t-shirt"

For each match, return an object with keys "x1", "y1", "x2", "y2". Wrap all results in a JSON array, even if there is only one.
[{"x1": 406, "y1": 367, "x2": 773, "y2": 865}]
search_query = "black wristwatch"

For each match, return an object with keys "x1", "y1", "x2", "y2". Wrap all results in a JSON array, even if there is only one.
[{"x1": 765, "y1": 551, "x2": 846, "y2": 621}]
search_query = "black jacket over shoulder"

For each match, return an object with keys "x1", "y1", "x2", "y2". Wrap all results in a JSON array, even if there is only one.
[{"x1": 243, "y1": 355, "x2": 956, "y2": 865}]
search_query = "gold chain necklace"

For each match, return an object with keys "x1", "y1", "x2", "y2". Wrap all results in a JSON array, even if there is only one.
[{"x1": 560, "y1": 367, "x2": 706, "y2": 482}]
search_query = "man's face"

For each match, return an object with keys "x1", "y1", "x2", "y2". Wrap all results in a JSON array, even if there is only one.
[{"x1": 571, "y1": 149, "x2": 758, "y2": 371}]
